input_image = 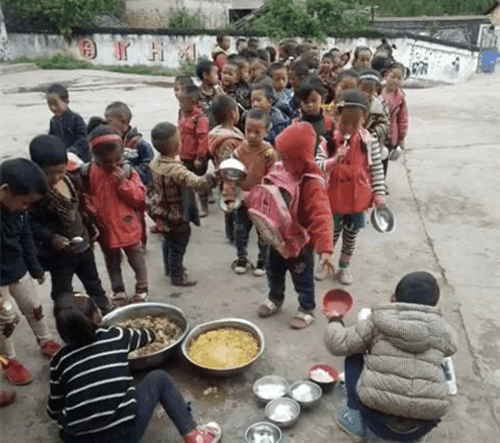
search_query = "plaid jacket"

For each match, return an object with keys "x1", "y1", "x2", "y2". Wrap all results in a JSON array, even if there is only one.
[{"x1": 147, "y1": 156, "x2": 212, "y2": 232}]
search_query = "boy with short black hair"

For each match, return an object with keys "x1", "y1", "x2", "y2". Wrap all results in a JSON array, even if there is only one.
[
  {"x1": 148, "y1": 122, "x2": 216, "y2": 287},
  {"x1": 222, "y1": 108, "x2": 277, "y2": 276},
  {"x1": 324, "y1": 271, "x2": 458, "y2": 442},
  {"x1": 28, "y1": 135, "x2": 111, "y2": 314},
  {"x1": 0, "y1": 158, "x2": 62, "y2": 386},
  {"x1": 212, "y1": 34, "x2": 230, "y2": 76},
  {"x1": 196, "y1": 60, "x2": 223, "y2": 129},
  {"x1": 269, "y1": 62, "x2": 293, "y2": 109},
  {"x1": 104, "y1": 101, "x2": 155, "y2": 186},
  {"x1": 287, "y1": 60, "x2": 310, "y2": 119},
  {"x1": 250, "y1": 83, "x2": 289, "y2": 146},
  {"x1": 178, "y1": 84, "x2": 211, "y2": 217},
  {"x1": 47, "y1": 83, "x2": 91, "y2": 162}
]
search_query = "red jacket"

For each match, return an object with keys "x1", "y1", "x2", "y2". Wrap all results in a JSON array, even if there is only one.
[
  {"x1": 87, "y1": 163, "x2": 146, "y2": 250},
  {"x1": 381, "y1": 87, "x2": 409, "y2": 147},
  {"x1": 178, "y1": 106, "x2": 210, "y2": 162},
  {"x1": 275, "y1": 122, "x2": 333, "y2": 254},
  {"x1": 298, "y1": 177, "x2": 334, "y2": 254}
]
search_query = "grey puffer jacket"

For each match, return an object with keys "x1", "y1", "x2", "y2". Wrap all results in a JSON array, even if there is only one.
[{"x1": 324, "y1": 302, "x2": 458, "y2": 420}]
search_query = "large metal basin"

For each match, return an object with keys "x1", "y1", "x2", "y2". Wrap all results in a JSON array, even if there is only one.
[
  {"x1": 101, "y1": 302, "x2": 189, "y2": 371},
  {"x1": 181, "y1": 318, "x2": 265, "y2": 377}
]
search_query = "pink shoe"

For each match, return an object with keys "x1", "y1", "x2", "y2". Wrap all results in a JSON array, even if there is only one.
[
  {"x1": 183, "y1": 422, "x2": 222, "y2": 443},
  {"x1": 41, "y1": 340, "x2": 62, "y2": 358}
]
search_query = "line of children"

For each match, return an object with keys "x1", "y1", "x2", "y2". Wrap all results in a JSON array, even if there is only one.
[
  {"x1": 148, "y1": 122, "x2": 216, "y2": 287},
  {"x1": 28, "y1": 135, "x2": 111, "y2": 314},
  {"x1": 0, "y1": 158, "x2": 62, "y2": 386},
  {"x1": 82, "y1": 126, "x2": 148, "y2": 307},
  {"x1": 47, "y1": 83, "x2": 91, "y2": 163},
  {"x1": 222, "y1": 109, "x2": 278, "y2": 276}
]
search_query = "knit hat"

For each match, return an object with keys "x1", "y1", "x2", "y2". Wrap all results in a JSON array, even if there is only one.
[
  {"x1": 29, "y1": 135, "x2": 67, "y2": 168},
  {"x1": 274, "y1": 121, "x2": 322, "y2": 176},
  {"x1": 395, "y1": 271, "x2": 440, "y2": 306}
]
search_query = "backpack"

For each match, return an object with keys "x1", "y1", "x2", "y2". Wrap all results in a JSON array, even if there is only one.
[{"x1": 247, "y1": 162, "x2": 323, "y2": 259}]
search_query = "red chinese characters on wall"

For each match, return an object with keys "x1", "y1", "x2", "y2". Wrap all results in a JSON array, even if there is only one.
[
  {"x1": 78, "y1": 39, "x2": 97, "y2": 59},
  {"x1": 113, "y1": 40, "x2": 130, "y2": 61}
]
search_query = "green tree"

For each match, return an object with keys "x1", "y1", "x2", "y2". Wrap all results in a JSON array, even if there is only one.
[
  {"x1": 254, "y1": 0, "x2": 369, "y2": 41},
  {"x1": 4, "y1": 0, "x2": 122, "y2": 34}
]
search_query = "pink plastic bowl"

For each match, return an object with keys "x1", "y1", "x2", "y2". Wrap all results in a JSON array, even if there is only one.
[{"x1": 321, "y1": 289, "x2": 354, "y2": 318}]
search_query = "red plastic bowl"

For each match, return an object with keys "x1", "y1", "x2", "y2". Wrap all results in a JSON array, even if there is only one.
[
  {"x1": 321, "y1": 289, "x2": 354, "y2": 318},
  {"x1": 308, "y1": 364, "x2": 340, "y2": 392}
]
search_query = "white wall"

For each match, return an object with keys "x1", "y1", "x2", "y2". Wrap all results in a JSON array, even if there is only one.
[{"x1": 7, "y1": 32, "x2": 480, "y2": 84}]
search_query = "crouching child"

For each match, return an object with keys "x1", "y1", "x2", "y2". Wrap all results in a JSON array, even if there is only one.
[{"x1": 324, "y1": 271, "x2": 458, "y2": 442}]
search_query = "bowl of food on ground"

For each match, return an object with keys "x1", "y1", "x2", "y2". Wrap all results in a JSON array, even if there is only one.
[
  {"x1": 101, "y1": 302, "x2": 189, "y2": 371},
  {"x1": 265, "y1": 397, "x2": 300, "y2": 428},
  {"x1": 288, "y1": 380, "x2": 322, "y2": 408},
  {"x1": 321, "y1": 289, "x2": 354, "y2": 319},
  {"x1": 181, "y1": 318, "x2": 265, "y2": 377},
  {"x1": 308, "y1": 364, "x2": 340, "y2": 393},
  {"x1": 244, "y1": 421, "x2": 282, "y2": 443},
  {"x1": 253, "y1": 375, "x2": 289, "y2": 405}
]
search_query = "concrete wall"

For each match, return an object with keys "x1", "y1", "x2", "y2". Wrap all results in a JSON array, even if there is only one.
[
  {"x1": 124, "y1": 0, "x2": 232, "y2": 28},
  {"x1": 0, "y1": 4, "x2": 10, "y2": 61},
  {"x1": 7, "y1": 32, "x2": 480, "y2": 84}
]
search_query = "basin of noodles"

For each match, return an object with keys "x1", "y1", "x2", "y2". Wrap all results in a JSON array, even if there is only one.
[{"x1": 119, "y1": 314, "x2": 183, "y2": 359}]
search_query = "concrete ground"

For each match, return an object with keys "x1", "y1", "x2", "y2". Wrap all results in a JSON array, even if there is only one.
[{"x1": 0, "y1": 66, "x2": 499, "y2": 443}]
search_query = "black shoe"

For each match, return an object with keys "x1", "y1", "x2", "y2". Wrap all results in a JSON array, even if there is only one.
[
  {"x1": 172, "y1": 273, "x2": 197, "y2": 287},
  {"x1": 232, "y1": 257, "x2": 250, "y2": 274},
  {"x1": 253, "y1": 260, "x2": 266, "y2": 277}
]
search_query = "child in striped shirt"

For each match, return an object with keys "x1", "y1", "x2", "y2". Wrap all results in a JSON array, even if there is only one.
[
  {"x1": 48, "y1": 293, "x2": 222, "y2": 443},
  {"x1": 316, "y1": 90, "x2": 386, "y2": 285}
]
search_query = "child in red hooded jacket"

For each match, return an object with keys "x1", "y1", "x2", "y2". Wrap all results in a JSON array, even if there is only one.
[
  {"x1": 84, "y1": 126, "x2": 148, "y2": 307},
  {"x1": 256, "y1": 122, "x2": 334, "y2": 330}
]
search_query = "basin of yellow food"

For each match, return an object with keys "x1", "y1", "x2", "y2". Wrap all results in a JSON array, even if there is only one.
[{"x1": 182, "y1": 318, "x2": 265, "y2": 376}]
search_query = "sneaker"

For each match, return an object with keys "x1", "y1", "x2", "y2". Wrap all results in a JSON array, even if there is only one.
[
  {"x1": 1, "y1": 359, "x2": 32, "y2": 386},
  {"x1": 253, "y1": 260, "x2": 266, "y2": 277},
  {"x1": 335, "y1": 407, "x2": 367, "y2": 442},
  {"x1": 314, "y1": 262, "x2": 328, "y2": 281},
  {"x1": 111, "y1": 292, "x2": 128, "y2": 308},
  {"x1": 337, "y1": 268, "x2": 354, "y2": 285},
  {"x1": 232, "y1": 257, "x2": 249, "y2": 275},
  {"x1": 40, "y1": 340, "x2": 62, "y2": 358},
  {"x1": 199, "y1": 202, "x2": 209, "y2": 218},
  {"x1": 131, "y1": 292, "x2": 148, "y2": 303},
  {"x1": 0, "y1": 390, "x2": 16, "y2": 408},
  {"x1": 172, "y1": 273, "x2": 197, "y2": 287},
  {"x1": 257, "y1": 299, "x2": 281, "y2": 318},
  {"x1": 183, "y1": 421, "x2": 222, "y2": 443}
]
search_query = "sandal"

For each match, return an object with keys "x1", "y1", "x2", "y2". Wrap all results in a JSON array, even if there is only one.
[
  {"x1": 290, "y1": 311, "x2": 315, "y2": 329},
  {"x1": 257, "y1": 299, "x2": 281, "y2": 318}
]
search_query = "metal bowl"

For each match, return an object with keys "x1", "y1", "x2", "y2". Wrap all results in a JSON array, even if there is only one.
[
  {"x1": 219, "y1": 158, "x2": 247, "y2": 181},
  {"x1": 101, "y1": 302, "x2": 189, "y2": 371},
  {"x1": 371, "y1": 205, "x2": 396, "y2": 233},
  {"x1": 265, "y1": 397, "x2": 300, "y2": 428},
  {"x1": 253, "y1": 375, "x2": 289, "y2": 405},
  {"x1": 181, "y1": 318, "x2": 265, "y2": 377},
  {"x1": 245, "y1": 422, "x2": 282, "y2": 443},
  {"x1": 289, "y1": 380, "x2": 322, "y2": 408}
]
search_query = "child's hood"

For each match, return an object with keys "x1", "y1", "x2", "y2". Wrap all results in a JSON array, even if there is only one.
[
  {"x1": 370, "y1": 302, "x2": 455, "y2": 354},
  {"x1": 275, "y1": 121, "x2": 322, "y2": 176},
  {"x1": 369, "y1": 96, "x2": 386, "y2": 116}
]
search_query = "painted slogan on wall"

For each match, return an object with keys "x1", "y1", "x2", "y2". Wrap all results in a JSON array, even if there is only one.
[{"x1": 77, "y1": 38, "x2": 196, "y2": 63}]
